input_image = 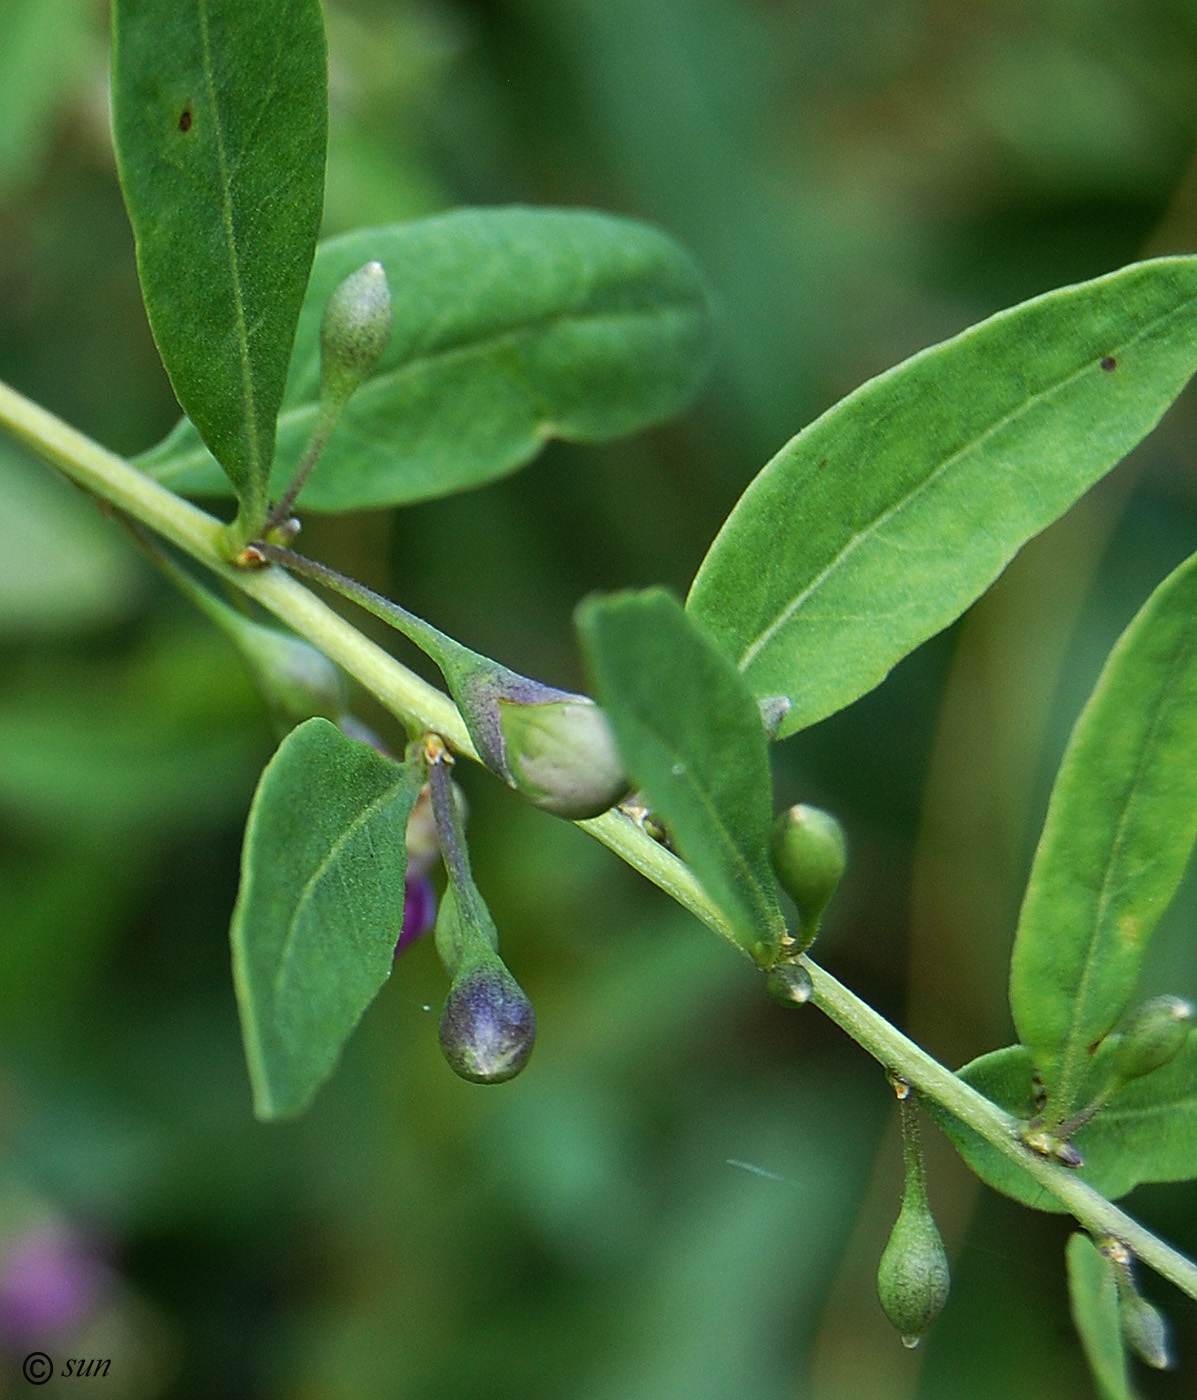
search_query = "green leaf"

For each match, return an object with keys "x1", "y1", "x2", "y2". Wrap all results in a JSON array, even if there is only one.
[
  {"x1": 111, "y1": 0, "x2": 327, "y2": 521},
  {"x1": 230, "y1": 719, "x2": 423, "y2": 1120},
  {"x1": 137, "y1": 207, "x2": 716, "y2": 511},
  {"x1": 687, "y1": 257, "x2": 1197, "y2": 737},
  {"x1": 930, "y1": 1040, "x2": 1197, "y2": 1210},
  {"x1": 1067, "y1": 1233, "x2": 1138, "y2": 1400},
  {"x1": 576, "y1": 588, "x2": 784, "y2": 963},
  {"x1": 1010, "y1": 549, "x2": 1197, "y2": 1120}
]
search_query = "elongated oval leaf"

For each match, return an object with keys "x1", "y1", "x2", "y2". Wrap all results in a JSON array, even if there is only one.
[
  {"x1": 687, "y1": 256, "x2": 1197, "y2": 737},
  {"x1": 137, "y1": 207, "x2": 716, "y2": 511},
  {"x1": 576, "y1": 588, "x2": 784, "y2": 963},
  {"x1": 230, "y1": 719, "x2": 423, "y2": 1120},
  {"x1": 1010, "y1": 550, "x2": 1197, "y2": 1120},
  {"x1": 112, "y1": 0, "x2": 327, "y2": 518},
  {"x1": 1067, "y1": 1233, "x2": 1138, "y2": 1400},
  {"x1": 930, "y1": 1040, "x2": 1197, "y2": 1211}
]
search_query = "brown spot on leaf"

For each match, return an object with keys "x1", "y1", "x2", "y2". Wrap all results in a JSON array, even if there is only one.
[
  {"x1": 1100, "y1": 355, "x2": 1117, "y2": 371},
  {"x1": 178, "y1": 108, "x2": 193, "y2": 133}
]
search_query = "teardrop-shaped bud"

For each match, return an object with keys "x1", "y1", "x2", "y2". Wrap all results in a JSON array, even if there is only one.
[
  {"x1": 1112, "y1": 995, "x2": 1193, "y2": 1085},
  {"x1": 496, "y1": 696, "x2": 630, "y2": 820},
  {"x1": 439, "y1": 951, "x2": 536, "y2": 1084},
  {"x1": 766, "y1": 962, "x2": 813, "y2": 1006},
  {"x1": 877, "y1": 1193, "x2": 951, "y2": 1348},
  {"x1": 1118, "y1": 1287, "x2": 1171, "y2": 1370},
  {"x1": 320, "y1": 260, "x2": 393, "y2": 412},
  {"x1": 231, "y1": 617, "x2": 347, "y2": 729},
  {"x1": 770, "y1": 804, "x2": 847, "y2": 948}
]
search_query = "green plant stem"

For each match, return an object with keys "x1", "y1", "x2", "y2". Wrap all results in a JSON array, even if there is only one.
[
  {"x1": 263, "y1": 404, "x2": 337, "y2": 531},
  {"x1": 0, "y1": 377, "x2": 468, "y2": 749},
  {"x1": 255, "y1": 541, "x2": 470, "y2": 678},
  {"x1": 3, "y1": 375, "x2": 1196, "y2": 1302}
]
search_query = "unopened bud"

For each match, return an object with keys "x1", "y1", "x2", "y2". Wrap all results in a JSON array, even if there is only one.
[
  {"x1": 877, "y1": 1192, "x2": 950, "y2": 1348},
  {"x1": 1118, "y1": 1287, "x2": 1171, "y2": 1369},
  {"x1": 766, "y1": 962, "x2": 813, "y2": 1006},
  {"x1": 1112, "y1": 995, "x2": 1193, "y2": 1085},
  {"x1": 759, "y1": 695, "x2": 793, "y2": 740},
  {"x1": 496, "y1": 696, "x2": 630, "y2": 820},
  {"x1": 439, "y1": 952, "x2": 536, "y2": 1084},
  {"x1": 233, "y1": 618, "x2": 347, "y2": 728},
  {"x1": 770, "y1": 804, "x2": 847, "y2": 948},
  {"x1": 879, "y1": 1092, "x2": 949, "y2": 1347},
  {"x1": 320, "y1": 261, "x2": 393, "y2": 410}
]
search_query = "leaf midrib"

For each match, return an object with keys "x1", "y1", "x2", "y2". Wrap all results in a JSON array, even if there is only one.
[
  {"x1": 271, "y1": 779, "x2": 405, "y2": 1006},
  {"x1": 1050, "y1": 618, "x2": 1197, "y2": 1116},
  {"x1": 140, "y1": 296, "x2": 701, "y2": 481},
  {"x1": 735, "y1": 294, "x2": 1197, "y2": 673},
  {"x1": 624, "y1": 708, "x2": 779, "y2": 940},
  {"x1": 197, "y1": 0, "x2": 259, "y2": 484}
]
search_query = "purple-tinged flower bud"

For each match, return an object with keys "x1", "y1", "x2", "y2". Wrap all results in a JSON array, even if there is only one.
[
  {"x1": 0, "y1": 1224, "x2": 108, "y2": 1343},
  {"x1": 496, "y1": 695, "x2": 629, "y2": 820},
  {"x1": 439, "y1": 954, "x2": 536, "y2": 1084},
  {"x1": 320, "y1": 261, "x2": 393, "y2": 411},
  {"x1": 396, "y1": 877, "x2": 438, "y2": 956}
]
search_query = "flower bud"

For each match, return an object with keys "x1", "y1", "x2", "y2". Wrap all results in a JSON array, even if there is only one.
[
  {"x1": 320, "y1": 260, "x2": 393, "y2": 411},
  {"x1": 878, "y1": 1092, "x2": 949, "y2": 1348},
  {"x1": 877, "y1": 1193, "x2": 950, "y2": 1348},
  {"x1": 770, "y1": 804, "x2": 847, "y2": 948},
  {"x1": 759, "y1": 695, "x2": 793, "y2": 740},
  {"x1": 1118, "y1": 1287, "x2": 1171, "y2": 1370},
  {"x1": 439, "y1": 952, "x2": 536, "y2": 1084},
  {"x1": 496, "y1": 696, "x2": 630, "y2": 819},
  {"x1": 766, "y1": 962, "x2": 813, "y2": 1006},
  {"x1": 1112, "y1": 995, "x2": 1193, "y2": 1085},
  {"x1": 232, "y1": 617, "x2": 347, "y2": 729}
]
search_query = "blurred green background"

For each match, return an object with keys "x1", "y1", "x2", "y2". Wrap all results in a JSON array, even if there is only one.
[{"x1": 3, "y1": 0, "x2": 1197, "y2": 1395}]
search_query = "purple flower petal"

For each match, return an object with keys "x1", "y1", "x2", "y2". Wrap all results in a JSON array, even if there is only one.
[
  {"x1": 0, "y1": 1225, "x2": 108, "y2": 1343},
  {"x1": 396, "y1": 877, "x2": 437, "y2": 955}
]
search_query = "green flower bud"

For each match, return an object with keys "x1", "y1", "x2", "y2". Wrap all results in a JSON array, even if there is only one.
[
  {"x1": 229, "y1": 616, "x2": 347, "y2": 729},
  {"x1": 439, "y1": 951, "x2": 536, "y2": 1084},
  {"x1": 878, "y1": 1091, "x2": 949, "y2": 1348},
  {"x1": 877, "y1": 1192, "x2": 950, "y2": 1348},
  {"x1": 1118, "y1": 1287, "x2": 1171, "y2": 1370},
  {"x1": 496, "y1": 695, "x2": 630, "y2": 820},
  {"x1": 770, "y1": 804, "x2": 847, "y2": 948},
  {"x1": 320, "y1": 260, "x2": 393, "y2": 411},
  {"x1": 1112, "y1": 995, "x2": 1193, "y2": 1085},
  {"x1": 766, "y1": 962, "x2": 813, "y2": 1006}
]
